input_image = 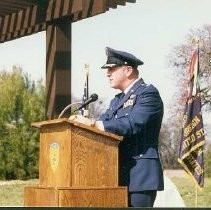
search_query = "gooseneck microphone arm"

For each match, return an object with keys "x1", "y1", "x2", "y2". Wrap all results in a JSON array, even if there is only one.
[
  {"x1": 58, "y1": 102, "x2": 82, "y2": 119},
  {"x1": 58, "y1": 94, "x2": 98, "y2": 119}
]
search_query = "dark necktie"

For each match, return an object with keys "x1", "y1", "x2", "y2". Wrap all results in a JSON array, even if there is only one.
[{"x1": 119, "y1": 92, "x2": 125, "y2": 101}]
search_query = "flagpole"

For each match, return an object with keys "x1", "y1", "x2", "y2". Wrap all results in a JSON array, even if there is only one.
[
  {"x1": 83, "y1": 64, "x2": 89, "y2": 117},
  {"x1": 178, "y1": 37, "x2": 205, "y2": 207},
  {"x1": 85, "y1": 64, "x2": 89, "y2": 100},
  {"x1": 195, "y1": 183, "x2": 198, "y2": 207},
  {"x1": 195, "y1": 39, "x2": 202, "y2": 208},
  {"x1": 195, "y1": 38, "x2": 199, "y2": 208}
]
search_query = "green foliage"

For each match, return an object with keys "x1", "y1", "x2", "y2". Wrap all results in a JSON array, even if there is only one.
[
  {"x1": 204, "y1": 145, "x2": 211, "y2": 177},
  {"x1": 0, "y1": 67, "x2": 45, "y2": 180}
]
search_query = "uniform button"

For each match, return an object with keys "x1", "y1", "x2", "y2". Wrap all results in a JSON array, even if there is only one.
[
  {"x1": 115, "y1": 115, "x2": 117, "y2": 118},
  {"x1": 125, "y1": 113, "x2": 128, "y2": 116}
]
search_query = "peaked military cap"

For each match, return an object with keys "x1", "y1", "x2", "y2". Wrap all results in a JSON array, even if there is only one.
[{"x1": 101, "y1": 47, "x2": 144, "y2": 69}]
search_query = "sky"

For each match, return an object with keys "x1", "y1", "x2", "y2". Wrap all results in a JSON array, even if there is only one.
[{"x1": 0, "y1": 0, "x2": 211, "y2": 134}]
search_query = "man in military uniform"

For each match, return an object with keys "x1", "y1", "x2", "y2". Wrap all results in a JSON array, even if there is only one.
[{"x1": 70, "y1": 47, "x2": 164, "y2": 207}]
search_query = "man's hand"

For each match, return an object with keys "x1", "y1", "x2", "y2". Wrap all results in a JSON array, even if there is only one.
[{"x1": 69, "y1": 115, "x2": 95, "y2": 127}]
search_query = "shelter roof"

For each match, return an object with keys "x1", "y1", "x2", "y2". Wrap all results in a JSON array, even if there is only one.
[{"x1": 0, "y1": 0, "x2": 136, "y2": 43}]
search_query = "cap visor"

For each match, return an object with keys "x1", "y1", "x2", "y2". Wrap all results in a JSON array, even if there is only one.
[{"x1": 101, "y1": 63, "x2": 119, "y2": 69}]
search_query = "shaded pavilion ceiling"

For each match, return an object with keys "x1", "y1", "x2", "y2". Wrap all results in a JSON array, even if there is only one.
[
  {"x1": 0, "y1": 0, "x2": 136, "y2": 43},
  {"x1": 0, "y1": 0, "x2": 137, "y2": 119}
]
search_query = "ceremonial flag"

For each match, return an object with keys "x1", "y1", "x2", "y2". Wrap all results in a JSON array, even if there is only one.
[
  {"x1": 81, "y1": 64, "x2": 89, "y2": 116},
  {"x1": 178, "y1": 49, "x2": 205, "y2": 188},
  {"x1": 82, "y1": 64, "x2": 89, "y2": 103}
]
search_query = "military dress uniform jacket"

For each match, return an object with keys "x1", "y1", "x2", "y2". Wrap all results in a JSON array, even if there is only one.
[{"x1": 99, "y1": 78, "x2": 164, "y2": 192}]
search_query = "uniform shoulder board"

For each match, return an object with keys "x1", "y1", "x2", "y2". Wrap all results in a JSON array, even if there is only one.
[
  {"x1": 141, "y1": 83, "x2": 151, "y2": 87},
  {"x1": 142, "y1": 83, "x2": 151, "y2": 87}
]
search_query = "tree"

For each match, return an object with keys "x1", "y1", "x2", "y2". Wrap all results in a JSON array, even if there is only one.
[
  {"x1": 160, "y1": 25, "x2": 211, "y2": 169},
  {"x1": 0, "y1": 66, "x2": 45, "y2": 180},
  {"x1": 159, "y1": 123, "x2": 181, "y2": 169},
  {"x1": 168, "y1": 25, "x2": 211, "y2": 110}
]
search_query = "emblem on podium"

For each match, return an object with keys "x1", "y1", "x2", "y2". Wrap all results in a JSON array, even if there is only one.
[{"x1": 49, "y1": 142, "x2": 60, "y2": 172}]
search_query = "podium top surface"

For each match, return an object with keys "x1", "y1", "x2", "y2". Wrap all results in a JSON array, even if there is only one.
[{"x1": 32, "y1": 118, "x2": 123, "y2": 142}]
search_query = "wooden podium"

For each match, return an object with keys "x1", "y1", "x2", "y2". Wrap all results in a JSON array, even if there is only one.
[{"x1": 24, "y1": 118, "x2": 127, "y2": 207}]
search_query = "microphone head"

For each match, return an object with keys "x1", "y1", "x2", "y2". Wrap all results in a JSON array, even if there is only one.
[
  {"x1": 76, "y1": 93, "x2": 98, "y2": 111},
  {"x1": 90, "y1": 93, "x2": 98, "y2": 102}
]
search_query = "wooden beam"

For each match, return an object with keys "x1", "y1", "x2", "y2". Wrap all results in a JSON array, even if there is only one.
[
  {"x1": 46, "y1": 20, "x2": 72, "y2": 119},
  {"x1": 0, "y1": 0, "x2": 136, "y2": 43}
]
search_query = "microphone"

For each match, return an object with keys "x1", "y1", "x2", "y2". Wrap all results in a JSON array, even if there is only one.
[
  {"x1": 75, "y1": 93, "x2": 98, "y2": 111},
  {"x1": 58, "y1": 94, "x2": 98, "y2": 119}
]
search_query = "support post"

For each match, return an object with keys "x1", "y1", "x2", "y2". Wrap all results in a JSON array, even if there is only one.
[{"x1": 46, "y1": 19, "x2": 72, "y2": 119}]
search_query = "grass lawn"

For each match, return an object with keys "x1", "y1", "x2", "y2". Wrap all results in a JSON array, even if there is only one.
[
  {"x1": 171, "y1": 176, "x2": 211, "y2": 207},
  {"x1": 0, "y1": 176, "x2": 210, "y2": 207},
  {"x1": 0, "y1": 179, "x2": 38, "y2": 206}
]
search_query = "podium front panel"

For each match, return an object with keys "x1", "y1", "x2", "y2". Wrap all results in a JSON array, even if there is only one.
[
  {"x1": 38, "y1": 121, "x2": 120, "y2": 188},
  {"x1": 39, "y1": 124, "x2": 72, "y2": 187},
  {"x1": 71, "y1": 126, "x2": 119, "y2": 187}
]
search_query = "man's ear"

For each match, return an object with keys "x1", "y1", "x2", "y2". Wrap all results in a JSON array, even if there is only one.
[{"x1": 125, "y1": 66, "x2": 133, "y2": 77}]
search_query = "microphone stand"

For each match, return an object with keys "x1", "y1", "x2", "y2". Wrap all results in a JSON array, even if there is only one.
[
  {"x1": 58, "y1": 102, "x2": 82, "y2": 119},
  {"x1": 80, "y1": 108, "x2": 89, "y2": 117}
]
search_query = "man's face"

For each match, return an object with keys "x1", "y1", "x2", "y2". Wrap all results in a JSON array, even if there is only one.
[{"x1": 106, "y1": 66, "x2": 128, "y2": 90}]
